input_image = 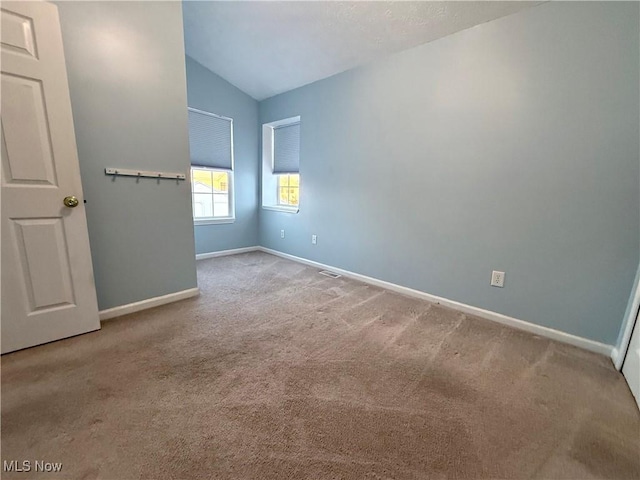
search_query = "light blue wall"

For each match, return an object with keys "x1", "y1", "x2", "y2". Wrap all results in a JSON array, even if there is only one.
[
  {"x1": 57, "y1": 1, "x2": 197, "y2": 310},
  {"x1": 185, "y1": 56, "x2": 259, "y2": 254},
  {"x1": 259, "y1": 2, "x2": 640, "y2": 345}
]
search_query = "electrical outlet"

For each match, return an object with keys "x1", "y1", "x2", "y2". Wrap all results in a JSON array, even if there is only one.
[
  {"x1": 491, "y1": 271, "x2": 505, "y2": 288},
  {"x1": 280, "y1": 229, "x2": 285, "y2": 239},
  {"x1": 311, "y1": 234, "x2": 317, "y2": 245}
]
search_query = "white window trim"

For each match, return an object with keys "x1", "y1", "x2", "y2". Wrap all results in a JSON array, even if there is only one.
[
  {"x1": 262, "y1": 116, "x2": 300, "y2": 214},
  {"x1": 262, "y1": 205, "x2": 299, "y2": 214},
  {"x1": 194, "y1": 217, "x2": 235, "y2": 226},
  {"x1": 191, "y1": 166, "x2": 235, "y2": 225}
]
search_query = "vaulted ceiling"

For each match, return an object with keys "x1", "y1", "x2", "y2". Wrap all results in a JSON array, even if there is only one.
[{"x1": 183, "y1": 1, "x2": 542, "y2": 101}]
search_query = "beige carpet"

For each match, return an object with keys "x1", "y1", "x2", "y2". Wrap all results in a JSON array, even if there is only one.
[{"x1": 2, "y1": 251, "x2": 639, "y2": 479}]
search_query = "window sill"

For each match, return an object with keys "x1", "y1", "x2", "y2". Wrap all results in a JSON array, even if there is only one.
[
  {"x1": 262, "y1": 205, "x2": 299, "y2": 214},
  {"x1": 194, "y1": 217, "x2": 235, "y2": 226}
]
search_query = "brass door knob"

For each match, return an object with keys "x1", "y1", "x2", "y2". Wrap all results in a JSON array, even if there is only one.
[{"x1": 63, "y1": 196, "x2": 79, "y2": 208}]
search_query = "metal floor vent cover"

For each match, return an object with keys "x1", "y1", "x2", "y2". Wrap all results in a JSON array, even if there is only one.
[{"x1": 319, "y1": 270, "x2": 341, "y2": 278}]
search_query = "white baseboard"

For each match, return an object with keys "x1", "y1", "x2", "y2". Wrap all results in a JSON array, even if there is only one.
[
  {"x1": 99, "y1": 287, "x2": 200, "y2": 321},
  {"x1": 196, "y1": 246, "x2": 259, "y2": 261},
  {"x1": 258, "y1": 247, "x2": 613, "y2": 357},
  {"x1": 611, "y1": 348, "x2": 620, "y2": 366},
  {"x1": 613, "y1": 263, "x2": 639, "y2": 370}
]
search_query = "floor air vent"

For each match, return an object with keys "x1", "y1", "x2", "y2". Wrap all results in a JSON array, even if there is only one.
[{"x1": 319, "y1": 270, "x2": 341, "y2": 279}]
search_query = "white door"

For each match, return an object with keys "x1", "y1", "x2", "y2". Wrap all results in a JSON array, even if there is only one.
[
  {"x1": 1, "y1": 1, "x2": 100, "y2": 353},
  {"x1": 622, "y1": 309, "x2": 640, "y2": 409}
]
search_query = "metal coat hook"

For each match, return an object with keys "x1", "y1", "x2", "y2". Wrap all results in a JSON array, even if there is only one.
[{"x1": 105, "y1": 168, "x2": 186, "y2": 181}]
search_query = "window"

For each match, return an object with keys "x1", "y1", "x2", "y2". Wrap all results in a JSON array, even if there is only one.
[
  {"x1": 187, "y1": 108, "x2": 234, "y2": 224},
  {"x1": 191, "y1": 167, "x2": 232, "y2": 220},
  {"x1": 262, "y1": 116, "x2": 301, "y2": 213},
  {"x1": 278, "y1": 174, "x2": 299, "y2": 207}
]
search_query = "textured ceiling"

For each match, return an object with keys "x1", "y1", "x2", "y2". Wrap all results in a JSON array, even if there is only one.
[{"x1": 183, "y1": 1, "x2": 542, "y2": 101}]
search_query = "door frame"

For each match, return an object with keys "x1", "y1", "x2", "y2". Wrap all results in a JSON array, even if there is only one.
[{"x1": 615, "y1": 262, "x2": 640, "y2": 370}]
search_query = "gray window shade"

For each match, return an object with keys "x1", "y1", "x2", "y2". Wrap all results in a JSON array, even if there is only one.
[
  {"x1": 273, "y1": 123, "x2": 300, "y2": 174},
  {"x1": 188, "y1": 109, "x2": 232, "y2": 170}
]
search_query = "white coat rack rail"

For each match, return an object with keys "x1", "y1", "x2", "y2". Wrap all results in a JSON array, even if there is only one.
[{"x1": 105, "y1": 167, "x2": 187, "y2": 181}]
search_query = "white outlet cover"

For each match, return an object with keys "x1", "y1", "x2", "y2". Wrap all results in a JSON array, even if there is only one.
[
  {"x1": 491, "y1": 270, "x2": 505, "y2": 288},
  {"x1": 312, "y1": 234, "x2": 317, "y2": 244},
  {"x1": 280, "y1": 230, "x2": 285, "y2": 239}
]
